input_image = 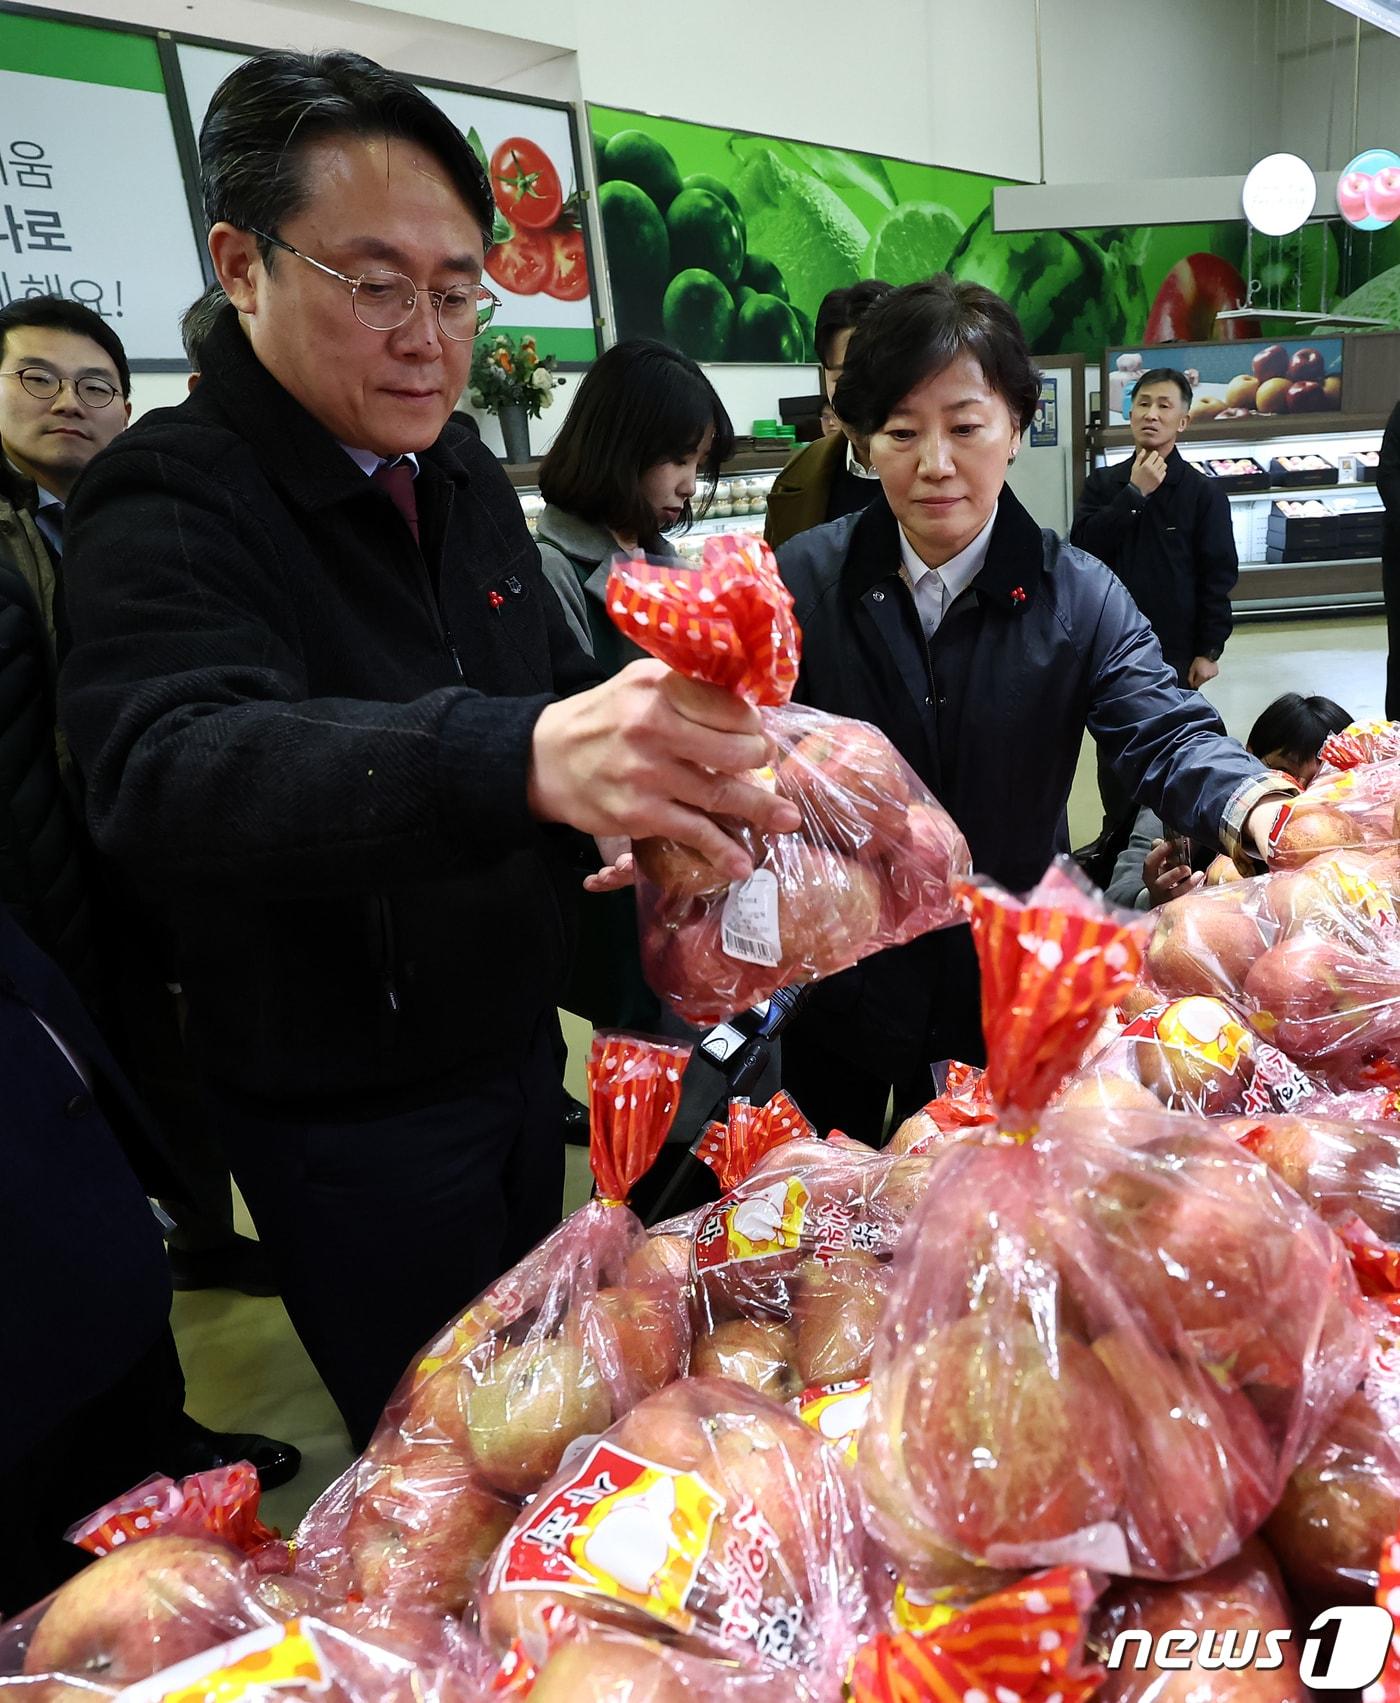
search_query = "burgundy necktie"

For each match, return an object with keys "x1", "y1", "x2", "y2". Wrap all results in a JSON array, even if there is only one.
[{"x1": 372, "y1": 459, "x2": 419, "y2": 545}]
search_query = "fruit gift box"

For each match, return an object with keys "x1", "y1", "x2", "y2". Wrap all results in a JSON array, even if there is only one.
[
  {"x1": 291, "y1": 1033, "x2": 697, "y2": 1619},
  {"x1": 605, "y1": 534, "x2": 971, "y2": 1025},
  {"x1": 858, "y1": 862, "x2": 1369, "y2": 1587}
]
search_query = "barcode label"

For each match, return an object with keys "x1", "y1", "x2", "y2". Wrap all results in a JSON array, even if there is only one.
[{"x1": 721, "y1": 869, "x2": 781, "y2": 965}]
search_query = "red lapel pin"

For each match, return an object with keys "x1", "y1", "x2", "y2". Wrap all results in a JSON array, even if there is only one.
[
  {"x1": 1010, "y1": 585, "x2": 1026, "y2": 604},
  {"x1": 488, "y1": 590, "x2": 505, "y2": 610}
]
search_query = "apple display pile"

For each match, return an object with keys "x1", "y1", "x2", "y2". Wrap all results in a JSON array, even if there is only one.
[
  {"x1": 607, "y1": 537, "x2": 970, "y2": 1024},
  {"x1": 1195, "y1": 345, "x2": 1342, "y2": 420},
  {"x1": 859, "y1": 869, "x2": 1370, "y2": 1601}
]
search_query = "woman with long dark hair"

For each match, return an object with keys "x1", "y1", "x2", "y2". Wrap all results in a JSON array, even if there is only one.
[{"x1": 536, "y1": 339, "x2": 734, "y2": 671}]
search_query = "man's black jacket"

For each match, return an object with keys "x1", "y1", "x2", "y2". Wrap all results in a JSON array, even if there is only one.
[
  {"x1": 1070, "y1": 447, "x2": 1237, "y2": 670},
  {"x1": 0, "y1": 904, "x2": 177, "y2": 1465},
  {"x1": 777, "y1": 489, "x2": 1268, "y2": 1079},
  {"x1": 0, "y1": 545, "x2": 95, "y2": 994},
  {"x1": 58, "y1": 309, "x2": 598, "y2": 1115}
]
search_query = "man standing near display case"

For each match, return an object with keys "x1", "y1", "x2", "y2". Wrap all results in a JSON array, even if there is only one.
[
  {"x1": 56, "y1": 49, "x2": 799, "y2": 1450},
  {"x1": 1071, "y1": 366, "x2": 1238, "y2": 827},
  {"x1": 765, "y1": 279, "x2": 891, "y2": 548}
]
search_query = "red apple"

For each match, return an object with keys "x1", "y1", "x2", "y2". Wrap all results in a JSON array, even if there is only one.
[
  {"x1": 464, "y1": 1337, "x2": 610, "y2": 1497},
  {"x1": 1285, "y1": 380, "x2": 1327, "y2": 414},
  {"x1": 1205, "y1": 854, "x2": 1245, "y2": 885},
  {"x1": 1265, "y1": 1385, "x2": 1400, "y2": 1602},
  {"x1": 884, "y1": 1311, "x2": 1127, "y2": 1555},
  {"x1": 23, "y1": 1536, "x2": 264, "y2": 1694},
  {"x1": 1366, "y1": 165, "x2": 1400, "y2": 224},
  {"x1": 623, "y1": 1232, "x2": 692, "y2": 1292},
  {"x1": 345, "y1": 1442, "x2": 515, "y2": 1612},
  {"x1": 571, "y1": 1283, "x2": 690, "y2": 1404},
  {"x1": 1339, "y1": 169, "x2": 1373, "y2": 223},
  {"x1": 1092, "y1": 1329, "x2": 1274, "y2": 1576},
  {"x1": 690, "y1": 1317, "x2": 797, "y2": 1397},
  {"x1": 1243, "y1": 934, "x2": 1389, "y2": 1061},
  {"x1": 647, "y1": 905, "x2": 776, "y2": 1026},
  {"x1": 1237, "y1": 1114, "x2": 1400, "y2": 1242},
  {"x1": 776, "y1": 721, "x2": 911, "y2": 854},
  {"x1": 1286, "y1": 347, "x2": 1325, "y2": 383},
  {"x1": 774, "y1": 844, "x2": 883, "y2": 978},
  {"x1": 528, "y1": 1637, "x2": 694, "y2": 1702},
  {"x1": 1146, "y1": 254, "x2": 1255, "y2": 342},
  {"x1": 793, "y1": 1251, "x2": 889, "y2": 1384},
  {"x1": 1146, "y1": 892, "x2": 1269, "y2": 999},
  {"x1": 1054, "y1": 1072, "x2": 1164, "y2": 1112},
  {"x1": 1268, "y1": 802, "x2": 1362, "y2": 867},
  {"x1": 1094, "y1": 1541, "x2": 1305, "y2": 1703},
  {"x1": 1252, "y1": 343, "x2": 1289, "y2": 382},
  {"x1": 634, "y1": 836, "x2": 729, "y2": 900}
]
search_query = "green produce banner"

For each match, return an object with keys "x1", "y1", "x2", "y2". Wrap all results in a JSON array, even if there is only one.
[{"x1": 588, "y1": 104, "x2": 1400, "y2": 365}]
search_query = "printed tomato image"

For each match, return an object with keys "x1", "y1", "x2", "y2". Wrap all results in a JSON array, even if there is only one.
[
  {"x1": 546, "y1": 227, "x2": 589, "y2": 301},
  {"x1": 485, "y1": 229, "x2": 552, "y2": 296},
  {"x1": 490, "y1": 136, "x2": 563, "y2": 231}
]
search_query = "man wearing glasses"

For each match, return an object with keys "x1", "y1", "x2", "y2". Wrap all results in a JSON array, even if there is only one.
[{"x1": 57, "y1": 50, "x2": 796, "y2": 1448}]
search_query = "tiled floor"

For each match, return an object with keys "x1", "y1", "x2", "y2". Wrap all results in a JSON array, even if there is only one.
[{"x1": 174, "y1": 613, "x2": 1390, "y2": 1533}]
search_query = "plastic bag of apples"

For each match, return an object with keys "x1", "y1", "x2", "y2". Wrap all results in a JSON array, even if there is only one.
[
  {"x1": 1141, "y1": 846, "x2": 1400, "y2": 1091},
  {"x1": 605, "y1": 535, "x2": 970, "y2": 1025},
  {"x1": 291, "y1": 1033, "x2": 696, "y2": 1619},
  {"x1": 859, "y1": 861, "x2": 1370, "y2": 1591},
  {"x1": 684, "y1": 1095, "x2": 940, "y2": 1405},
  {"x1": 1318, "y1": 718, "x2": 1400, "y2": 775},
  {"x1": 477, "y1": 1374, "x2": 868, "y2": 1689},
  {"x1": 1268, "y1": 756, "x2": 1400, "y2": 866},
  {"x1": 0, "y1": 1529, "x2": 491, "y2": 1702}
]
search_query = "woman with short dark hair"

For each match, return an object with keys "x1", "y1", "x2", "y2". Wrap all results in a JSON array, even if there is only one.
[
  {"x1": 774, "y1": 275, "x2": 1300, "y2": 1142},
  {"x1": 535, "y1": 340, "x2": 733, "y2": 671}
]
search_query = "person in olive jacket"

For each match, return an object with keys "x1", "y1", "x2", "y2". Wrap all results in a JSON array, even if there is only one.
[
  {"x1": 1379, "y1": 396, "x2": 1400, "y2": 719},
  {"x1": 773, "y1": 279, "x2": 1296, "y2": 1145},
  {"x1": 56, "y1": 50, "x2": 796, "y2": 1449}
]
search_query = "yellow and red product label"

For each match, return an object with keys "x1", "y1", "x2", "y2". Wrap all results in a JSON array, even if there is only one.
[
  {"x1": 116, "y1": 1620, "x2": 338, "y2": 1703},
  {"x1": 497, "y1": 1442, "x2": 723, "y2": 1636},
  {"x1": 1323, "y1": 862, "x2": 1398, "y2": 932},
  {"x1": 693, "y1": 1175, "x2": 810, "y2": 1272},
  {"x1": 1154, "y1": 995, "x2": 1252, "y2": 1071},
  {"x1": 796, "y1": 1380, "x2": 871, "y2": 1466}
]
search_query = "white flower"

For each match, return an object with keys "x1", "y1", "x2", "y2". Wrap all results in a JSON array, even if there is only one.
[
  {"x1": 539, "y1": 389, "x2": 554, "y2": 409},
  {"x1": 533, "y1": 366, "x2": 554, "y2": 391}
]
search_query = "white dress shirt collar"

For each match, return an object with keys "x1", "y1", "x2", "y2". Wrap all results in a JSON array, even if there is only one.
[
  {"x1": 845, "y1": 438, "x2": 881, "y2": 481},
  {"x1": 898, "y1": 503, "x2": 998, "y2": 640},
  {"x1": 340, "y1": 444, "x2": 420, "y2": 478}
]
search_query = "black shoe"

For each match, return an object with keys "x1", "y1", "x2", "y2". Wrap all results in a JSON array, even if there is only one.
[
  {"x1": 169, "y1": 1234, "x2": 280, "y2": 1297},
  {"x1": 563, "y1": 1094, "x2": 590, "y2": 1146},
  {"x1": 162, "y1": 1415, "x2": 302, "y2": 1492}
]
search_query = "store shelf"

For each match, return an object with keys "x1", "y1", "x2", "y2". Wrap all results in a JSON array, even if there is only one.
[
  {"x1": 1093, "y1": 413, "x2": 1391, "y2": 451},
  {"x1": 1218, "y1": 484, "x2": 1380, "y2": 503},
  {"x1": 1231, "y1": 556, "x2": 1382, "y2": 620}
]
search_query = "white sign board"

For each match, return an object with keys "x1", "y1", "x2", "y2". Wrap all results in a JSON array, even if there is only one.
[{"x1": 0, "y1": 61, "x2": 206, "y2": 363}]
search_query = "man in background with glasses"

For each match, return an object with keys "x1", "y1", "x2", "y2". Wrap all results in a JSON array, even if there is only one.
[
  {"x1": 57, "y1": 49, "x2": 796, "y2": 1450},
  {"x1": 0, "y1": 295, "x2": 129, "y2": 1001}
]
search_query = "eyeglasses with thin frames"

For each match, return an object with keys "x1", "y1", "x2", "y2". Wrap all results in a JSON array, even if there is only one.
[
  {"x1": 0, "y1": 367, "x2": 120, "y2": 407},
  {"x1": 249, "y1": 229, "x2": 500, "y2": 341}
]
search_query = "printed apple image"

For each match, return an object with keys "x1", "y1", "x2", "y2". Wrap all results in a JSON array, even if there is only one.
[
  {"x1": 1338, "y1": 170, "x2": 1373, "y2": 223},
  {"x1": 1365, "y1": 166, "x2": 1400, "y2": 225},
  {"x1": 1286, "y1": 348, "x2": 1325, "y2": 383},
  {"x1": 1252, "y1": 344, "x2": 1289, "y2": 382},
  {"x1": 579, "y1": 1475, "x2": 678, "y2": 1597}
]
